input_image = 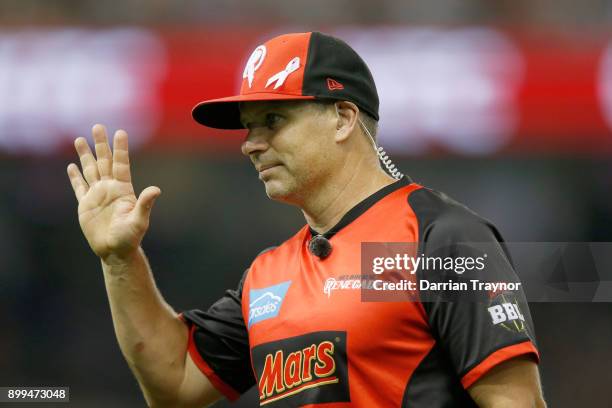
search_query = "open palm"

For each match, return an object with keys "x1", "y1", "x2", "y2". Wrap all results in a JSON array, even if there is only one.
[{"x1": 67, "y1": 125, "x2": 161, "y2": 261}]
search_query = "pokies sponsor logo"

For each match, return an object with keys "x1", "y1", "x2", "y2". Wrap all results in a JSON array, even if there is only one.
[
  {"x1": 252, "y1": 331, "x2": 350, "y2": 406},
  {"x1": 248, "y1": 281, "x2": 291, "y2": 328}
]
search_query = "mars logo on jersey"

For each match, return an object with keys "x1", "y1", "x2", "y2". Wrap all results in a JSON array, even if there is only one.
[
  {"x1": 249, "y1": 281, "x2": 291, "y2": 328},
  {"x1": 252, "y1": 331, "x2": 350, "y2": 406}
]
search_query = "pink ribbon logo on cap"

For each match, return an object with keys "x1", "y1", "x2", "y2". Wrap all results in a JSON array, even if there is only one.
[{"x1": 265, "y1": 57, "x2": 301, "y2": 90}]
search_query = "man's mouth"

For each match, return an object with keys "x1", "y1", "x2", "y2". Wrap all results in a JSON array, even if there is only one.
[{"x1": 257, "y1": 163, "x2": 281, "y2": 173}]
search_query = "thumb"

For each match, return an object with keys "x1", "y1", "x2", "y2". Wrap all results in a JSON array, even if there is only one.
[{"x1": 134, "y1": 186, "x2": 161, "y2": 222}]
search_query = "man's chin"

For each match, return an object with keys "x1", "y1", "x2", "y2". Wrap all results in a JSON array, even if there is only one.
[{"x1": 263, "y1": 180, "x2": 293, "y2": 203}]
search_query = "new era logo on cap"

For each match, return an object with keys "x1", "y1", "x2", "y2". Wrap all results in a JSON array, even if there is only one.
[
  {"x1": 326, "y1": 78, "x2": 344, "y2": 91},
  {"x1": 192, "y1": 31, "x2": 379, "y2": 129}
]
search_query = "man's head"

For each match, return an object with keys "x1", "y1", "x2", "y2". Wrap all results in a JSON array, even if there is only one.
[
  {"x1": 191, "y1": 31, "x2": 384, "y2": 204},
  {"x1": 238, "y1": 99, "x2": 379, "y2": 202}
]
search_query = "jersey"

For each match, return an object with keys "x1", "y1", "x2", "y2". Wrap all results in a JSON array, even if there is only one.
[{"x1": 182, "y1": 177, "x2": 539, "y2": 407}]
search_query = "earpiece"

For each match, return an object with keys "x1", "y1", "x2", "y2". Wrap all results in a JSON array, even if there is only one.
[
  {"x1": 334, "y1": 103, "x2": 404, "y2": 180},
  {"x1": 357, "y1": 118, "x2": 404, "y2": 180}
]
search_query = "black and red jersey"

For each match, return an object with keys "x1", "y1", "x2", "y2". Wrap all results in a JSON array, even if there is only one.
[{"x1": 182, "y1": 177, "x2": 539, "y2": 407}]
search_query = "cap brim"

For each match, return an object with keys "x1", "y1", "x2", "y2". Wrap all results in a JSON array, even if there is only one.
[{"x1": 192, "y1": 93, "x2": 315, "y2": 130}]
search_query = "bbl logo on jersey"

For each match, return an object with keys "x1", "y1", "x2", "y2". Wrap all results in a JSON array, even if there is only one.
[
  {"x1": 249, "y1": 281, "x2": 291, "y2": 328},
  {"x1": 487, "y1": 294, "x2": 528, "y2": 334},
  {"x1": 252, "y1": 331, "x2": 350, "y2": 406}
]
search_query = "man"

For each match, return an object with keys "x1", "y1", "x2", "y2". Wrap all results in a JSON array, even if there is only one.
[{"x1": 67, "y1": 32, "x2": 545, "y2": 407}]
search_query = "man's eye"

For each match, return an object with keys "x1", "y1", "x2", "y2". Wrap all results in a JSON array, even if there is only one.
[{"x1": 265, "y1": 113, "x2": 282, "y2": 129}]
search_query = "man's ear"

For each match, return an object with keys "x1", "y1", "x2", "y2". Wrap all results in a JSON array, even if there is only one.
[{"x1": 334, "y1": 101, "x2": 359, "y2": 142}]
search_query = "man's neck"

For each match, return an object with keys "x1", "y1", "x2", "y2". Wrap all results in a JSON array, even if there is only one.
[{"x1": 302, "y1": 167, "x2": 397, "y2": 235}]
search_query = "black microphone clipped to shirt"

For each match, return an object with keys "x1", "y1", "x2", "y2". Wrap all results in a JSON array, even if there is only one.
[{"x1": 308, "y1": 234, "x2": 332, "y2": 259}]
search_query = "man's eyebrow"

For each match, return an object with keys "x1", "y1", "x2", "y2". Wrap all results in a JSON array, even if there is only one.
[
  {"x1": 239, "y1": 110, "x2": 255, "y2": 128},
  {"x1": 240, "y1": 104, "x2": 286, "y2": 126}
]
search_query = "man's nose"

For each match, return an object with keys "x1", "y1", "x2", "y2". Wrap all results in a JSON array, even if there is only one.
[{"x1": 241, "y1": 131, "x2": 269, "y2": 157}]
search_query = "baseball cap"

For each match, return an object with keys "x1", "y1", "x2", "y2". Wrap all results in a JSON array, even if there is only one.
[{"x1": 192, "y1": 31, "x2": 379, "y2": 129}]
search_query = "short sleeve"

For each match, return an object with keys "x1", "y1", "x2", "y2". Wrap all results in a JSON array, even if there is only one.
[
  {"x1": 417, "y1": 210, "x2": 539, "y2": 389},
  {"x1": 181, "y1": 269, "x2": 255, "y2": 400}
]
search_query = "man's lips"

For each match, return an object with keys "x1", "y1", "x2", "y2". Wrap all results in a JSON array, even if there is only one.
[{"x1": 257, "y1": 163, "x2": 281, "y2": 173}]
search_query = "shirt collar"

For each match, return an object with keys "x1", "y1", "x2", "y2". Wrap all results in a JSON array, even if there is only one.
[{"x1": 308, "y1": 175, "x2": 412, "y2": 239}]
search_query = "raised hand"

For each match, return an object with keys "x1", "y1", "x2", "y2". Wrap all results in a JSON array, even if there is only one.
[{"x1": 67, "y1": 124, "x2": 161, "y2": 263}]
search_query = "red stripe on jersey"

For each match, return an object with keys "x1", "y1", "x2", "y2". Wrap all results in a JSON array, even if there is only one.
[
  {"x1": 461, "y1": 340, "x2": 540, "y2": 389},
  {"x1": 186, "y1": 325, "x2": 241, "y2": 401}
]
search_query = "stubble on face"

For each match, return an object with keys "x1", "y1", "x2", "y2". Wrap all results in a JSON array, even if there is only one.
[{"x1": 240, "y1": 101, "x2": 338, "y2": 205}]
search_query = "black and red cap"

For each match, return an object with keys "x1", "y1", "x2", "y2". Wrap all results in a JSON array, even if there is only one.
[{"x1": 192, "y1": 31, "x2": 379, "y2": 129}]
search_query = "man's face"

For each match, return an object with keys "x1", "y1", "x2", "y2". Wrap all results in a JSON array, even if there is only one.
[{"x1": 240, "y1": 100, "x2": 338, "y2": 203}]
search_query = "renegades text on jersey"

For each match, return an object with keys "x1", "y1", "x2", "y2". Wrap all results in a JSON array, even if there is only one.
[{"x1": 182, "y1": 176, "x2": 539, "y2": 407}]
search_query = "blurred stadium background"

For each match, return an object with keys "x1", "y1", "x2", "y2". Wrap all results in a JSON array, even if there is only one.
[{"x1": 1, "y1": 0, "x2": 611, "y2": 406}]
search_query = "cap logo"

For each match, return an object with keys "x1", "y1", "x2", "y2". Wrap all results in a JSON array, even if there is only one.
[
  {"x1": 265, "y1": 56, "x2": 300, "y2": 90},
  {"x1": 327, "y1": 78, "x2": 344, "y2": 91},
  {"x1": 243, "y1": 45, "x2": 267, "y2": 88}
]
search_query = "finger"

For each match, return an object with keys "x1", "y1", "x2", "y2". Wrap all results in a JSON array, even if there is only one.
[
  {"x1": 92, "y1": 124, "x2": 113, "y2": 180},
  {"x1": 67, "y1": 163, "x2": 88, "y2": 202},
  {"x1": 112, "y1": 130, "x2": 132, "y2": 183},
  {"x1": 75, "y1": 137, "x2": 100, "y2": 185},
  {"x1": 134, "y1": 186, "x2": 161, "y2": 224}
]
